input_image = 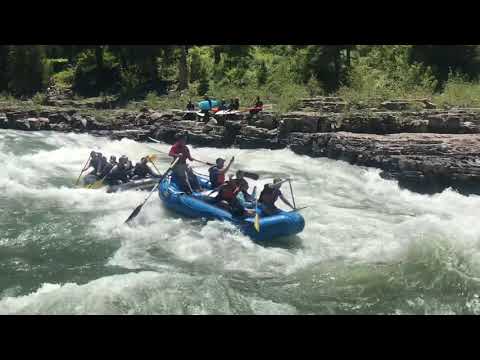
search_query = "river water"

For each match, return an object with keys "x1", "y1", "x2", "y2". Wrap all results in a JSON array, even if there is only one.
[{"x1": 1, "y1": 129, "x2": 480, "y2": 314}]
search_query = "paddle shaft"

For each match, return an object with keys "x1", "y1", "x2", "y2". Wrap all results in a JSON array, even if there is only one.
[
  {"x1": 124, "y1": 157, "x2": 180, "y2": 224},
  {"x1": 75, "y1": 155, "x2": 91, "y2": 186},
  {"x1": 147, "y1": 137, "x2": 259, "y2": 179},
  {"x1": 287, "y1": 206, "x2": 308, "y2": 213},
  {"x1": 288, "y1": 179, "x2": 296, "y2": 209}
]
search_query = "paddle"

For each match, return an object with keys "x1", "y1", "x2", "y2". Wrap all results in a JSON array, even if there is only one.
[
  {"x1": 287, "y1": 206, "x2": 308, "y2": 213},
  {"x1": 86, "y1": 174, "x2": 108, "y2": 189},
  {"x1": 254, "y1": 197, "x2": 260, "y2": 232},
  {"x1": 145, "y1": 154, "x2": 161, "y2": 174},
  {"x1": 75, "y1": 155, "x2": 91, "y2": 186},
  {"x1": 147, "y1": 137, "x2": 260, "y2": 180},
  {"x1": 288, "y1": 179, "x2": 296, "y2": 210},
  {"x1": 124, "y1": 157, "x2": 180, "y2": 224}
]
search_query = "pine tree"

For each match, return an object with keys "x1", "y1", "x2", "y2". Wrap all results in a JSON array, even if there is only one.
[
  {"x1": 0, "y1": 45, "x2": 9, "y2": 92},
  {"x1": 178, "y1": 45, "x2": 189, "y2": 90},
  {"x1": 8, "y1": 45, "x2": 48, "y2": 96}
]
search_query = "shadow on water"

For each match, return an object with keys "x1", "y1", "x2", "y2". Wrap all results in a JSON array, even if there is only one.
[{"x1": 255, "y1": 235, "x2": 304, "y2": 250}]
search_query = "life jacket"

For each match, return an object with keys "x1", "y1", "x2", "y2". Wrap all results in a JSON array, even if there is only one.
[
  {"x1": 219, "y1": 181, "x2": 240, "y2": 201},
  {"x1": 100, "y1": 162, "x2": 113, "y2": 178},
  {"x1": 134, "y1": 163, "x2": 150, "y2": 178},
  {"x1": 209, "y1": 166, "x2": 225, "y2": 188},
  {"x1": 259, "y1": 186, "x2": 280, "y2": 206},
  {"x1": 106, "y1": 165, "x2": 129, "y2": 183}
]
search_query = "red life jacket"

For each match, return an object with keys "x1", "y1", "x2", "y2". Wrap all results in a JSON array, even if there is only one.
[
  {"x1": 220, "y1": 181, "x2": 240, "y2": 201},
  {"x1": 209, "y1": 166, "x2": 225, "y2": 187}
]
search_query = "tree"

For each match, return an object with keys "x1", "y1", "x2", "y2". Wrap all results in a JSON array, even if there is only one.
[
  {"x1": 0, "y1": 45, "x2": 9, "y2": 92},
  {"x1": 411, "y1": 45, "x2": 480, "y2": 84},
  {"x1": 7, "y1": 45, "x2": 48, "y2": 96},
  {"x1": 178, "y1": 45, "x2": 189, "y2": 90}
]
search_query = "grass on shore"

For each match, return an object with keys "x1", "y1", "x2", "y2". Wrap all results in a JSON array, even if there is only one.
[{"x1": 2, "y1": 76, "x2": 480, "y2": 120}]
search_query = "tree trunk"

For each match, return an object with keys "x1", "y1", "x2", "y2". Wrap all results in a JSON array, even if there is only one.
[
  {"x1": 333, "y1": 47, "x2": 340, "y2": 88},
  {"x1": 214, "y1": 46, "x2": 222, "y2": 64},
  {"x1": 95, "y1": 46, "x2": 104, "y2": 90},
  {"x1": 346, "y1": 47, "x2": 351, "y2": 68},
  {"x1": 178, "y1": 45, "x2": 189, "y2": 91}
]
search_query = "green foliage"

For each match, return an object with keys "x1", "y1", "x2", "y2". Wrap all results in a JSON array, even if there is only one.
[
  {"x1": 0, "y1": 46, "x2": 9, "y2": 92},
  {"x1": 52, "y1": 67, "x2": 74, "y2": 90},
  {"x1": 3, "y1": 45, "x2": 480, "y2": 111},
  {"x1": 7, "y1": 46, "x2": 49, "y2": 96},
  {"x1": 73, "y1": 48, "x2": 121, "y2": 96},
  {"x1": 119, "y1": 65, "x2": 142, "y2": 99},
  {"x1": 411, "y1": 45, "x2": 480, "y2": 84},
  {"x1": 306, "y1": 76, "x2": 324, "y2": 97},
  {"x1": 32, "y1": 92, "x2": 48, "y2": 105},
  {"x1": 256, "y1": 60, "x2": 269, "y2": 86},
  {"x1": 337, "y1": 45, "x2": 438, "y2": 106},
  {"x1": 47, "y1": 58, "x2": 69, "y2": 73},
  {"x1": 145, "y1": 91, "x2": 160, "y2": 108},
  {"x1": 434, "y1": 71, "x2": 480, "y2": 108}
]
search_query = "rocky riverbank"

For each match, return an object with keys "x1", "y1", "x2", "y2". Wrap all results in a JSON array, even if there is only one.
[{"x1": 1, "y1": 97, "x2": 480, "y2": 195}]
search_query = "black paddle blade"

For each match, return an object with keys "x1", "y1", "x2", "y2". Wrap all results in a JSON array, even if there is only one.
[
  {"x1": 243, "y1": 171, "x2": 259, "y2": 180},
  {"x1": 124, "y1": 204, "x2": 143, "y2": 224}
]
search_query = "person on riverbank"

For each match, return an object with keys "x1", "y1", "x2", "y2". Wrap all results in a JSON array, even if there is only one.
[
  {"x1": 250, "y1": 96, "x2": 263, "y2": 114},
  {"x1": 186, "y1": 99, "x2": 195, "y2": 111},
  {"x1": 208, "y1": 157, "x2": 234, "y2": 188},
  {"x1": 258, "y1": 178, "x2": 295, "y2": 215},
  {"x1": 233, "y1": 98, "x2": 240, "y2": 110},
  {"x1": 228, "y1": 98, "x2": 236, "y2": 111},
  {"x1": 168, "y1": 133, "x2": 202, "y2": 193},
  {"x1": 203, "y1": 95, "x2": 213, "y2": 112}
]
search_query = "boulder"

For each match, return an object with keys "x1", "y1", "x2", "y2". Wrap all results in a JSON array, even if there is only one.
[
  {"x1": 236, "y1": 126, "x2": 282, "y2": 149},
  {"x1": 0, "y1": 113, "x2": 7, "y2": 128},
  {"x1": 279, "y1": 112, "x2": 320, "y2": 134},
  {"x1": 287, "y1": 131, "x2": 480, "y2": 195}
]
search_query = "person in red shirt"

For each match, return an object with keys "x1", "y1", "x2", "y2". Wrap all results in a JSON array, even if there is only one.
[{"x1": 168, "y1": 133, "x2": 201, "y2": 193}]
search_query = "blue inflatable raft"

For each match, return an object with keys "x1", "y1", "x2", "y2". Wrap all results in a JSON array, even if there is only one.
[
  {"x1": 158, "y1": 173, "x2": 305, "y2": 241},
  {"x1": 198, "y1": 99, "x2": 220, "y2": 111}
]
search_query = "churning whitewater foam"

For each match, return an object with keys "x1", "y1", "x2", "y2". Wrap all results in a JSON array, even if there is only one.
[{"x1": 2, "y1": 129, "x2": 480, "y2": 314}]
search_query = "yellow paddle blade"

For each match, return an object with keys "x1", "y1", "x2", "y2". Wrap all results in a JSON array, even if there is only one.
[
  {"x1": 146, "y1": 154, "x2": 157, "y2": 162},
  {"x1": 254, "y1": 213, "x2": 260, "y2": 232},
  {"x1": 86, "y1": 180, "x2": 105, "y2": 189}
]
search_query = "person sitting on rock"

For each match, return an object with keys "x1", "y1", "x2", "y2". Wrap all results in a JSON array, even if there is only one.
[
  {"x1": 131, "y1": 157, "x2": 157, "y2": 180},
  {"x1": 250, "y1": 96, "x2": 264, "y2": 114},
  {"x1": 219, "y1": 100, "x2": 228, "y2": 111},
  {"x1": 168, "y1": 133, "x2": 202, "y2": 194},
  {"x1": 186, "y1": 99, "x2": 195, "y2": 111},
  {"x1": 258, "y1": 178, "x2": 295, "y2": 215},
  {"x1": 203, "y1": 95, "x2": 212, "y2": 110},
  {"x1": 209, "y1": 157, "x2": 234, "y2": 189},
  {"x1": 228, "y1": 98, "x2": 236, "y2": 111},
  {"x1": 233, "y1": 98, "x2": 240, "y2": 110}
]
